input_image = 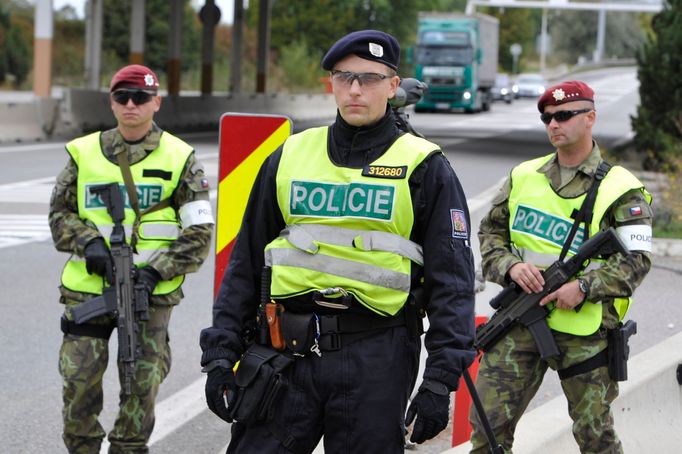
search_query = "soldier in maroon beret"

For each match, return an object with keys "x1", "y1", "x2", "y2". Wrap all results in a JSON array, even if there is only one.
[
  {"x1": 50, "y1": 63, "x2": 214, "y2": 452},
  {"x1": 470, "y1": 79, "x2": 653, "y2": 453}
]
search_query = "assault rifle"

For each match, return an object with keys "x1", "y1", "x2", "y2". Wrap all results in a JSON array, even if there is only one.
[
  {"x1": 475, "y1": 227, "x2": 629, "y2": 360},
  {"x1": 71, "y1": 183, "x2": 150, "y2": 395}
]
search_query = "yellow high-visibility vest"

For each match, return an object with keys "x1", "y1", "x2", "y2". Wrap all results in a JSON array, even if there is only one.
[
  {"x1": 266, "y1": 127, "x2": 440, "y2": 316},
  {"x1": 60, "y1": 131, "x2": 193, "y2": 295},
  {"x1": 508, "y1": 153, "x2": 651, "y2": 335}
]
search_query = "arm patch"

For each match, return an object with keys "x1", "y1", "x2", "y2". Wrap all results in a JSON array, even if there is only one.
[{"x1": 179, "y1": 200, "x2": 214, "y2": 228}]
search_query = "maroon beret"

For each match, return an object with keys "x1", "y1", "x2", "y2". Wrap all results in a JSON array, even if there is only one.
[
  {"x1": 537, "y1": 80, "x2": 594, "y2": 112},
  {"x1": 109, "y1": 64, "x2": 160, "y2": 92},
  {"x1": 322, "y1": 30, "x2": 400, "y2": 71}
]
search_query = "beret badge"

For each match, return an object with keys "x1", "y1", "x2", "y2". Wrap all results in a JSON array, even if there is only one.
[
  {"x1": 552, "y1": 88, "x2": 566, "y2": 101},
  {"x1": 369, "y1": 42, "x2": 384, "y2": 57},
  {"x1": 144, "y1": 74, "x2": 156, "y2": 87}
]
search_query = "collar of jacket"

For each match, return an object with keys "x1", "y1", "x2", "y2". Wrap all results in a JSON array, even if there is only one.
[
  {"x1": 101, "y1": 122, "x2": 163, "y2": 165},
  {"x1": 328, "y1": 106, "x2": 401, "y2": 168}
]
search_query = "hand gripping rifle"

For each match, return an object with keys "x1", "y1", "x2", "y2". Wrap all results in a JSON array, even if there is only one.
[
  {"x1": 71, "y1": 183, "x2": 150, "y2": 395},
  {"x1": 475, "y1": 227, "x2": 629, "y2": 360},
  {"x1": 391, "y1": 81, "x2": 504, "y2": 453}
]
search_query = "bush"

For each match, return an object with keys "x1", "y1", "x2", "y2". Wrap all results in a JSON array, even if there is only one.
[
  {"x1": 631, "y1": 0, "x2": 682, "y2": 172},
  {"x1": 278, "y1": 40, "x2": 325, "y2": 94}
]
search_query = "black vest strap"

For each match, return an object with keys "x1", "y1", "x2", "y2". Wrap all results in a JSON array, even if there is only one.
[{"x1": 559, "y1": 161, "x2": 612, "y2": 261}]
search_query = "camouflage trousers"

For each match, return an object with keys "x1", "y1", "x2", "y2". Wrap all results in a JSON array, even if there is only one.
[
  {"x1": 469, "y1": 323, "x2": 622, "y2": 454},
  {"x1": 59, "y1": 304, "x2": 173, "y2": 454}
]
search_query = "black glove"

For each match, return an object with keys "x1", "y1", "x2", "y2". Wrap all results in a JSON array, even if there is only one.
[
  {"x1": 84, "y1": 237, "x2": 113, "y2": 283},
  {"x1": 205, "y1": 365, "x2": 237, "y2": 423},
  {"x1": 135, "y1": 266, "x2": 162, "y2": 294},
  {"x1": 405, "y1": 381, "x2": 451, "y2": 444}
]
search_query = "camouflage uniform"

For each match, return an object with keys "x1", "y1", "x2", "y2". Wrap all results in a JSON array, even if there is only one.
[
  {"x1": 470, "y1": 144, "x2": 652, "y2": 454},
  {"x1": 49, "y1": 123, "x2": 213, "y2": 454}
]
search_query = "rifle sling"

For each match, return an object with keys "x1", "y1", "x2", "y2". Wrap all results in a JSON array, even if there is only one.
[
  {"x1": 557, "y1": 348, "x2": 608, "y2": 380},
  {"x1": 559, "y1": 161, "x2": 612, "y2": 262},
  {"x1": 116, "y1": 152, "x2": 173, "y2": 251}
]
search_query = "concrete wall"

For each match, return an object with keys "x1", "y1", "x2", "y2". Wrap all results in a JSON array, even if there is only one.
[
  {"x1": 1, "y1": 89, "x2": 338, "y2": 143},
  {"x1": 0, "y1": 98, "x2": 60, "y2": 143},
  {"x1": 443, "y1": 331, "x2": 682, "y2": 454}
]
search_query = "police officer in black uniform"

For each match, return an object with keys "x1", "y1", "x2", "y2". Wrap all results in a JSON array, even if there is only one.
[{"x1": 200, "y1": 30, "x2": 476, "y2": 453}]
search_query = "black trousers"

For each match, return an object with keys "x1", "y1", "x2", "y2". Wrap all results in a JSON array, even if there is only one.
[{"x1": 226, "y1": 326, "x2": 421, "y2": 454}]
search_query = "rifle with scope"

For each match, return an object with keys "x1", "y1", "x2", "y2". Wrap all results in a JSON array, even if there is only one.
[{"x1": 71, "y1": 182, "x2": 150, "y2": 395}]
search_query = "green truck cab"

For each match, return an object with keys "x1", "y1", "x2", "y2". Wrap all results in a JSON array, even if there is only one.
[{"x1": 414, "y1": 13, "x2": 499, "y2": 113}]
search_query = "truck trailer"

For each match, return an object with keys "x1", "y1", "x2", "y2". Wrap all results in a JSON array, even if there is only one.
[{"x1": 414, "y1": 13, "x2": 499, "y2": 113}]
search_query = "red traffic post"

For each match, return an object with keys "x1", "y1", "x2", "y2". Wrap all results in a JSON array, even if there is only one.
[{"x1": 452, "y1": 315, "x2": 489, "y2": 447}]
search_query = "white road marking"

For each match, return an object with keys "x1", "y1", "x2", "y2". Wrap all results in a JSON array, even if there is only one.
[
  {"x1": 0, "y1": 176, "x2": 55, "y2": 204},
  {"x1": 0, "y1": 214, "x2": 52, "y2": 249},
  {"x1": 0, "y1": 142, "x2": 64, "y2": 153}
]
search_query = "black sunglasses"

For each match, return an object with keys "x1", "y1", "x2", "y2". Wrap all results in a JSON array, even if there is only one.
[
  {"x1": 540, "y1": 108, "x2": 593, "y2": 125},
  {"x1": 112, "y1": 89, "x2": 157, "y2": 106},
  {"x1": 330, "y1": 70, "x2": 390, "y2": 87}
]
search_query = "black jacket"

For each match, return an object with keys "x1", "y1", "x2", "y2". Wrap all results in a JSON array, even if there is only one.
[{"x1": 200, "y1": 107, "x2": 476, "y2": 389}]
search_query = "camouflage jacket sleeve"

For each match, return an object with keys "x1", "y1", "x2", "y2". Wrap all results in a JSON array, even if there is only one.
[
  {"x1": 477, "y1": 176, "x2": 522, "y2": 286},
  {"x1": 48, "y1": 156, "x2": 102, "y2": 255},
  {"x1": 583, "y1": 189, "x2": 653, "y2": 300},
  {"x1": 147, "y1": 152, "x2": 213, "y2": 280}
]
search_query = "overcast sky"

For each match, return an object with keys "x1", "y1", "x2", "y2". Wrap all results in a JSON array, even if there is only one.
[{"x1": 50, "y1": 0, "x2": 236, "y2": 24}]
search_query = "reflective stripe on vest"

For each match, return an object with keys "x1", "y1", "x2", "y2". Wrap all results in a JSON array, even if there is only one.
[
  {"x1": 60, "y1": 131, "x2": 193, "y2": 296},
  {"x1": 508, "y1": 153, "x2": 651, "y2": 335},
  {"x1": 266, "y1": 127, "x2": 439, "y2": 316}
]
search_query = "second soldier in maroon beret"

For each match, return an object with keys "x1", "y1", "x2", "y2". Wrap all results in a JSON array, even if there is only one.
[{"x1": 470, "y1": 80, "x2": 653, "y2": 453}]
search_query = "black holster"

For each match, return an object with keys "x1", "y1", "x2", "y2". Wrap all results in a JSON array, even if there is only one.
[
  {"x1": 607, "y1": 320, "x2": 637, "y2": 381},
  {"x1": 229, "y1": 344, "x2": 294, "y2": 425},
  {"x1": 557, "y1": 320, "x2": 637, "y2": 382},
  {"x1": 405, "y1": 286, "x2": 425, "y2": 339}
]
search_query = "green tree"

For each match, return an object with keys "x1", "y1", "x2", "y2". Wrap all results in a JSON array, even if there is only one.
[
  {"x1": 102, "y1": 0, "x2": 201, "y2": 83},
  {"x1": 631, "y1": 0, "x2": 682, "y2": 171},
  {"x1": 277, "y1": 40, "x2": 325, "y2": 92},
  {"x1": 484, "y1": 7, "x2": 537, "y2": 73},
  {"x1": 0, "y1": 4, "x2": 9, "y2": 84},
  {"x1": 548, "y1": 10, "x2": 647, "y2": 64},
  {"x1": 53, "y1": 13, "x2": 85, "y2": 87},
  {"x1": 5, "y1": 24, "x2": 29, "y2": 86},
  {"x1": 239, "y1": 0, "x2": 470, "y2": 89},
  {"x1": 0, "y1": 1, "x2": 31, "y2": 88}
]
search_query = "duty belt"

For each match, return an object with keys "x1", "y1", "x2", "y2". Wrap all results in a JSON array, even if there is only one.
[{"x1": 316, "y1": 312, "x2": 406, "y2": 351}]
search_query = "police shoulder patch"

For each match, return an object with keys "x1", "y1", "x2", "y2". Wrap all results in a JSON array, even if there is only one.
[
  {"x1": 362, "y1": 165, "x2": 407, "y2": 179},
  {"x1": 450, "y1": 209, "x2": 468, "y2": 239}
]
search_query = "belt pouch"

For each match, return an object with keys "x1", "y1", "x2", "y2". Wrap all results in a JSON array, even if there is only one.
[
  {"x1": 280, "y1": 312, "x2": 317, "y2": 355},
  {"x1": 229, "y1": 344, "x2": 293, "y2": 425}
]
